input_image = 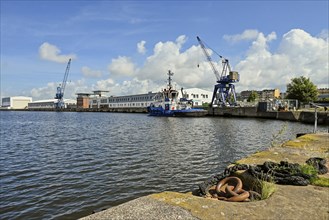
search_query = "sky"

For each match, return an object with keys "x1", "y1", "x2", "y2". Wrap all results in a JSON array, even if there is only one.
[{"x1": 1, "y1": 0, "x2": 328, "y2": 102}]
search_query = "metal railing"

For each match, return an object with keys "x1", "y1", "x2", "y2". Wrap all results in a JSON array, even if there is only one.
[{"x1": 310, "y1": 102, "x2": 329, "y2": 133}]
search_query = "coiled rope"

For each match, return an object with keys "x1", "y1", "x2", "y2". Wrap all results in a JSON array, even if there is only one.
[{"x1": 198, "y1": 157, "x2": 327, "y2": 201}]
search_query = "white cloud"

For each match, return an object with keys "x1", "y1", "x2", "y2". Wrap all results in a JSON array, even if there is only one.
[
  {"x1": 39, "y1": 42, "x2": 77, "y2": 63},
  {"x1": 137, "y1": 40, "x2": 146, "y2": 54},
  {"x1": 88, "y1": 35, "x2": 215, "y2": 97},
  {"x1": 223, "y1": 29, "x2": 260, "y2": 43},
  {"x1": 235, "y1": 29, "x2": 328, "y2": 91},
  {"x1": 97, "y1": 30, "x2": 327, "y2": 97},
  {"x1": 108, "y1": 56, "x2": 135, "y2": 76},
  {"x1": 118, "y1": 78, "x2": 160, "y2": 95},
  {"x1": 30, "y1": 29, "x2": 328, "y2": 101},
  {"x1": 176, "y1": 35, "x2": 187, "y2": 46},
  {"x1": 135, "y1": 35, "x2": 214, "y2": 89},
  {"x1": 90, "y1": 77, "x2": 160, "y2": 96},
  {"x1": 30, "y1": 82, "x2": 58, "y2": 99},
  {"x1": 246, "y1": 32, "x2": 276, "y2": 59},
  {"x1": 92, "y1": 78, "x2": 115, "y2": 91},
  {"x1": 30, "y1": 79, "x2": 87, "y2": 100},
  {"x1": 318, "y1": 29, "x2": 329, "y2": 40},
  {"x1": 81, "y1": 66, "x2": 103, "y2": 78}
]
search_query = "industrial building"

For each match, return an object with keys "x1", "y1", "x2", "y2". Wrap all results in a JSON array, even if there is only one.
[
  {"x1": 1, "y1": 96, "x2": 32, "y2": 109},
  {"x1": 76, "y1": 91, "x2": 110, "y2": 109},
  {"x1": 183, "y1": 88, "x2": 212, "y2": 106},
  {"x1": 107, "y1": 92, "x2": 158, "y2": 109},
  {"x1": 79, "y1": 88, "x2": 213, "y2": 109},
  {"x1": 76, "y1": 93, "x2": 93, "y2": 109},
  {"x1": 28, "y1": 99, "x2": 76, "y2": 109},
  {"x1": 318, "y1": 88, "x2": 329, "y2": 100},
  {"x1": 240, "y1": 89, "x2": 280, "y2": 101}
]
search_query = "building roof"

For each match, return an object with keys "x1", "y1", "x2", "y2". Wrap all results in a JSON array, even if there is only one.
[
  {"x1": 76, "y1": 93, "x2": 93, "y2": 96},
  {"x1": 30, "y1": 99, "x2": 76, "y2": 104},
  {"x1": 2, "y1": 96, "x2": 32, "y2": 99},
  {"x1": 183, "y1": 88, "x2": 212, "y2": 93}
]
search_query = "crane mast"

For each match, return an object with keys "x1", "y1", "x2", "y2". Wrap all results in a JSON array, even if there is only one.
[
  {"x1": 55, "y1": 58, "x2": 71, "y2": 109},
  {"x1": 197, "y1": 36, "x2": 239, "y2": 107}
]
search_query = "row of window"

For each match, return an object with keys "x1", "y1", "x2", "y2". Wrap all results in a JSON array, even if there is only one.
[
  {"x1": 92, "y1": 100, "x2": 208, "y2": 108},
  {"x1": 108, "y1": 94, "x2": 209, "y2": 102},
  {"x1": 93, "y1": 93, "x2": 209, "y2": 104},
  {"x1": 108, "y1": 95, "x2": 155, "y2": 103},
  {"x1": 2, "y1": 98, "x2": 10, "y2": 103},
  {"x1": 109, "y1": 102, "x2": 148, "y2": 107},
  {"x1": 93, "y1": 96, "x2": 156, "y2": 104},
  {"x1": 28, "y1": 103, "x2": 55, "y2": 108},
  {"x1": 189, "y1": 94, "x2": 208, "y2": 99},
  {"x1": 90, "y1": 92, "x2": 210, "y2": 107}
]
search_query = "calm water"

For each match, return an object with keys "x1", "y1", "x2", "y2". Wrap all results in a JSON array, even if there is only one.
[{"x1": 0, "y1": 111, "x2": 326, "y2": 219}]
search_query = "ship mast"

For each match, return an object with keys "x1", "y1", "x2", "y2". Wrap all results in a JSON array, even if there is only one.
[{"x1": 167, "y1": 70, "x2": 174, "y2": 89}]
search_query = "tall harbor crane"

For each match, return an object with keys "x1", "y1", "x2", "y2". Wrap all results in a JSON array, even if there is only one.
[
  {"x1": 197, "y1": 36, "x2": 239, "y2": 107},
  {"x1": 55, "y1": 58, "x2": 71, "y2": 109}
]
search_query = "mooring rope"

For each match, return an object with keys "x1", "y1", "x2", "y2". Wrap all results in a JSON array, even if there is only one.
[{"x1": 198, "y1": 157, "x2": 328, "y2": 200}]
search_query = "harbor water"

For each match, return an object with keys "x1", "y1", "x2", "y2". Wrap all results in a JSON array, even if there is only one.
[{"x1": 0, "y1": 111, "x2": 327, "y2": 220}]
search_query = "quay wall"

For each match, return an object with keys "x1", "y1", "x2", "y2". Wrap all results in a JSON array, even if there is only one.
[
  {"x1": 209, "y1": 107, "x2": 329, "y2": 125},
  {"x1": 1, "y1": 107, "x2": 328, "y2": 125},
  {"x1": 76, "y1": 107, "x2": 148, "y2": 113}
]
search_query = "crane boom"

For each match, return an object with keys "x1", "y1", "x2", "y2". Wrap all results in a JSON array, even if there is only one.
[
  {"x1": 196, "y1": 36, "x2": 221, "y2": 82},
  {"x1": 61, "y1": 58, "x2": 71, "y2": 97},
  {"x1": 55, "y1": 58, "x2": 71, "y2": 109}
]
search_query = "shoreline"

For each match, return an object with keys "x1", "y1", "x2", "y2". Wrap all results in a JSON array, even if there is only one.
[{"x1": 1, "y1": 107, "x2": 328, "y2": 125}]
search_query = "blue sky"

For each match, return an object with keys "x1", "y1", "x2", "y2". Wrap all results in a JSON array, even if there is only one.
[{"x1": 1, "y1": 0, "x2": 328, "y2": 101}]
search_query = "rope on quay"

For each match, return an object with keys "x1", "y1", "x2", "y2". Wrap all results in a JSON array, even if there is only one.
[{"x1": 197, "y1": 157, "x2": 328, "y2": 201}]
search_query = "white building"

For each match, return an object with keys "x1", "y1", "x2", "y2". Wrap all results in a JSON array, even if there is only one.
[
  {"x1": 183, "y1": 88, "x2": 212, "y2": 106},
  {"x1": 28, "y1": 99, "x2": 76, "y2": 109},
  {"x1": 87, "y1": 88, "x2": 213, "y2": 109},
  {"x1": 91, "y1": 92, "x2": 159, "y2": 109},
  {"x1": 1, "y1": 96, "x2": 32, "y2": 109}
]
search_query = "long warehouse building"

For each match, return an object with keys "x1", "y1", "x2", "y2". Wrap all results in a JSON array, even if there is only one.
[{"x1": 77, "y1": 88, "x2": 212, "y2": 109}]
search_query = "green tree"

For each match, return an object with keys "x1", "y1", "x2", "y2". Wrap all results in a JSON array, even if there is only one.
[
  {"x1": 247, "y1": 91, "x2": 259, "y2": 102},
  {"x1": 286, "y1": 76, "x2": 318, "y2": 102}
]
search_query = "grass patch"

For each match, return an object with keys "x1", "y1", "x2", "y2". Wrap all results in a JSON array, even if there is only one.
[
  {"x1": 311, "y1": 177, "x2": 329, "y2": 187},
  {"x1": 299, "y1": 135, "x2": 320, "y2": 141},
  {"x1": 300, "y1": 164, "x2": 329, "y2": 187},
  {"x1": 300, "y1": 164, "x2": 318, "y2": 176},
  {"x1": 257, "y1": 174, "x2": 277, "y2": 200},
  {"x1": 260, "y1": 180, "x2": 277, "y2": 200}
]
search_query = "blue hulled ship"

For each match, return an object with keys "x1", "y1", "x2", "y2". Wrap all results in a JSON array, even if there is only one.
[{"x1": 147, "y1": 70, "x2": 208, "y2": 117}]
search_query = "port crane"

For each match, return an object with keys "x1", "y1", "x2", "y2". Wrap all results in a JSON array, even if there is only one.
[
  {"x1": 55, "y1": 58, "x2": 71, "y2": 109},
  {"x1": 197, "y1": 36, "x2": 239, "y2": 107}
]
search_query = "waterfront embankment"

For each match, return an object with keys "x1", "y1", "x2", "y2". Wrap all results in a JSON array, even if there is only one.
[
  {"x1": 209, "y1": 106, "x2": 329, "y2": 124},
  {"x1": 1, "y1": 106, "x2": 328, "y2": 124},
  {"x1": 80, "y1": 133, "x2": 329, "y2": 220}
]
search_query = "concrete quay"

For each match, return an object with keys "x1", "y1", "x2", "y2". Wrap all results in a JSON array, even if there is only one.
[
  {"x1": 3, "y1": 106, "x2": 327, "y2": 125},
  {"x1": 80, "y1": 133, "x2": 329, "y2": 220},
  {"x1": 209, "y1": 106, "x2": 329, "y2": 125}
]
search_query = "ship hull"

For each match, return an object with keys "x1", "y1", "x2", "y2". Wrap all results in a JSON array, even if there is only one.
[{"x1": 148, "y1": 107, "x2": 208, "y2": 117}]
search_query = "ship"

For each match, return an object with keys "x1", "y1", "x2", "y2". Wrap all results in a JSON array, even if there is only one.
[{"x1": 147, "y1": 70, "x2": 208, "y2": 117}]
